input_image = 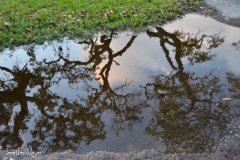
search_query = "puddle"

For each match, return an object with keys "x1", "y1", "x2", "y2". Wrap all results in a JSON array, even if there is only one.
[{"x1": 0, "y1": 14, "x2": 240, "y2": 156}]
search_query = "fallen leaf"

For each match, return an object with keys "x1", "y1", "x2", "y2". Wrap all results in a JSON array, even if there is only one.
[
  {"x1": 226, "y1": 150, "x2": 235, "y2": 156},
  {"x1": 28, "y1": 32, "x2": 33, "y2": 37},
  {"x1": 110, "y1": 9, "x2": 114, "y2": 14},
  {"x1": 139, "y1": 7, "x2": 145, "y2": 11},
  {"x1": 222, "y1": 98, "x2": 232, "y2": 101},
  {"x1": 103, "y1": 13, "x2": 108, "y2": 18},
  {"x1": 120, "y1": 11, "x2": 127, "y2": 16},
  {"x1": 3, "y1": 21, "x2": 11, "y2": 27}
]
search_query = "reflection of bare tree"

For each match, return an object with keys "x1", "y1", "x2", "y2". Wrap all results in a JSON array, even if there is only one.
[
  {"x1": 232, "y1": 40, "x2": 240, "y2": 51},
  {"x1": 143, "y1": 27, "x2": 230, "y2": 153},
  {"x1": 0, "y1": 64, "x2": 34, "y2": 150},
  {"x1": 81, "y1": 33, "x2": 149, "y2": 134},
  {"x1": 42, "y1": 31, "x2": 149, "y2": 134},
  {"x1": 0, "y1": 103, "x2": 27, "y2": 150},
  {"x1": 28, "y1": 95, "x2": 107, "y2": 153},
  {"x1": 227, "y1": 72, "x2": 240, "y2": 99},
  {"x1": 147, "y1": 27, "x2": 224, "y2": 66},
  {"x1": 0, "y1": 30, "x2": 148, "y2": 153},
  {"x1": 0, "y1": 61, "x2": 106, "y2": 153}
]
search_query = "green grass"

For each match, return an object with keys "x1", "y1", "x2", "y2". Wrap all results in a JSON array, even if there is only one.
[{"x1": 0, "y1": 0, "x2": 201, "y2": 52}]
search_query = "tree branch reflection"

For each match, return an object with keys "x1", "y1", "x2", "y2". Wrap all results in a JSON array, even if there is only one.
[
  {"x1": 0, "y1": 30, "x2": 148, "y2": 153},
  {"x1": 227, "y1": 72, "x2": 240, "y2": 100},
  {"x1": 143, "y1": 27, "x2": 231, "y2": 153}
]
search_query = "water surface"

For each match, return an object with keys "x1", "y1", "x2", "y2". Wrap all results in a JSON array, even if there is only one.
[{"x1": 0, "y1": 14, "x2": 240, "y2": 155}]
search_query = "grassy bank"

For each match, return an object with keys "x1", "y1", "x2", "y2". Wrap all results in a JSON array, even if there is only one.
[{"x1": 0, "y1": 0, "x2": 201, "y2": 52}]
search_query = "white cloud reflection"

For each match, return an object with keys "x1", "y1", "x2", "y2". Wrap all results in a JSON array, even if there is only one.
[{"x1": 104, "y1": 14, "x2": 240, "y2": 85}]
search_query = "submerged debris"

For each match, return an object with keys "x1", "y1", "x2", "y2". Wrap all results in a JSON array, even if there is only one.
[
  {"x1": 157, "y1": 89, "x2": 167, "y2": 95},
  {"x1": 222, "y1": 98, "x2": 232, "y2": 101}
]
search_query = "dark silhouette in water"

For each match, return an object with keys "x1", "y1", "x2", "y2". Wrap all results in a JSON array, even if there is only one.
[
  {"x1": 0, "y1": 28, "x2": 237, "y2": 154},
  {"x1": 143, "y1": 27, "x2": 233, "y2": 153},
  {"x1": 0, "y1": 31, "x2": 146, "y2": 153}
]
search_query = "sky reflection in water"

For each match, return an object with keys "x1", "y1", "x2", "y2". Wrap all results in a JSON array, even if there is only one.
[{"x1": 0, "y1": 14, "x2": 240, "y2": 154}]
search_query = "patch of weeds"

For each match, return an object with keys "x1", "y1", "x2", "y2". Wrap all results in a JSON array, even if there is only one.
[{"x1": 0, "y1": 0, "x2": 202, "y2": 52}]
